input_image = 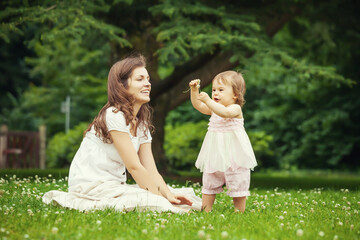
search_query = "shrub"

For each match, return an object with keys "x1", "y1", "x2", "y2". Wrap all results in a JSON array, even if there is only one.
[
  {"x1": 164, "y1": 121, "x2": 274, "y2": 170},
  {"x1": 164, "y1": 121, "x2": 208, "y2": 170},
  {"x1": 248, "y1": 131, "x2": 274, "y2": 168},
  {"x1": 46, "y1": 122, "x2": 89, "y2": 168}
]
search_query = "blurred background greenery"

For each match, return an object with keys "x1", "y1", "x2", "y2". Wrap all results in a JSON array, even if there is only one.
[{"x1": 0, "y1": 0, "x2": 359, "y2": 173}]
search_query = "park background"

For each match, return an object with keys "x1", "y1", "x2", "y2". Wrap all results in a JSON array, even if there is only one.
[
  {"x1": 1, "y1": 0, "x2": 359, "y2": 176},
  {"x1": 1, "y1": 1, "x2": 360, "y2": 240}
]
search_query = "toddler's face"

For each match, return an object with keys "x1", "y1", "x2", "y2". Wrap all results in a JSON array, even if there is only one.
[{"x1": 212, "y1": 80, "x2": 236, "y2": 107}]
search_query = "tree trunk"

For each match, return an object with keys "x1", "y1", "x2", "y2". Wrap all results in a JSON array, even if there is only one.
[
  {"x1": 150, "y1": 51, "x2": 239, "y2": 171},
  {"x1": 149, "y1": 8, "x2": 301, "y2": 170},
  {"x1": 151, "y1": 93, "x2": 170, "y2": 172}
]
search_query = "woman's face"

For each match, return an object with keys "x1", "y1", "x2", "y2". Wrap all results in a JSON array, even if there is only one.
[{"x1": 127, "y1": 67, "x2": 151, "y2": 105}]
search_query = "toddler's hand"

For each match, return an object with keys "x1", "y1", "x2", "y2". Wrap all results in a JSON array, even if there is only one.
[
  {"x1": 198, "y1": 92, "x2": 210, "y2": 103},
  {"x1": 189, "y1": 79, "x2": 201, "y2": 89}
]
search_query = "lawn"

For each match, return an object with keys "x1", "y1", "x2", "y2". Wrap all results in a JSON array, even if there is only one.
[{"x1": 0, "y1": 174, "x2": 359, "y2": 240}]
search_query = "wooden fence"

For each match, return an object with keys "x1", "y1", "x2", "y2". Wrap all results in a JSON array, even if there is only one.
[{"x1": 0, "y1": 125, "x2": 46, "y2": 169}]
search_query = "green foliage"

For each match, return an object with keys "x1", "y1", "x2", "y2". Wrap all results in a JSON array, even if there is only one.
[
  {"x1": 18, "y1": 38, "x2": 109, "y2": 134},
  {"x1": 165, "y1": 99, "x2": 210, "y2": 126},
  {"x1": 0, "y1": 24, "x2": 40, "y2": 114},
  {"x1": 1, "y1": 0, "x2": 359, "y2": 171},
  {"x1": 247, "y1": 131, "x2": 274, "y2": 168},
  {"x1": 46, "y1": 122, "x2": 89, "y2": 168},
  {"x1": 0, "y1": 0, "x2": 130, "y2": 135},
  {"x1": 0, "y1": 1, "x2": 131, "y2": 47},
  {"x1": 235, "y1": 11, "x2": 360, "y2": 170},
  {"x1": 150, "y1": 0, "x2": 262, "y2": 64},
  {"x1": 244, "y1": 50, "x2": 357, "y2": 169},
  {"x1": 164, "y1": 121, "x2": 208, "y2": 170},
  {"x1": 0, "y1": 91, "x2": 42, "y2": 131},
  {"x1": 164, "y1": 120, "x2": 274, "y2": 170}
]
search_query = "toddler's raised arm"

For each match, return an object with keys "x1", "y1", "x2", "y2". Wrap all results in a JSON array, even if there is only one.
[
  {"x1": 189, "y1": 79, "x2": 211, "y2": 115},
  {"x1": 198, "y1": 92, "x2": 242, "y2": 118}
]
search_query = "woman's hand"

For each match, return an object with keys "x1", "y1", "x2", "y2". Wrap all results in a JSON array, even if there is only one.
[{"x1": 167, "y1": 194, "x2": 193, "y2": 206}]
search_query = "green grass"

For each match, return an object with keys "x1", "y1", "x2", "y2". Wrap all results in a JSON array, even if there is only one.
[
  {"x1": 0, "y1": 175, "x2": 359, "y2": 240},
  {"x1": 2, "y1": 169, "x2": 360, "y2": 190},
  {"x1": 0, "y1": 169, "x2": 70, "y2": 179},
  {"x1": 171, "y1": 169, "x2": 360, "y2": 190}
]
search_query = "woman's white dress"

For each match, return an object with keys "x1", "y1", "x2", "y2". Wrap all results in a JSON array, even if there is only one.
[{"x1": 43, "y1": 107, "x2": 201, "y2": 213}]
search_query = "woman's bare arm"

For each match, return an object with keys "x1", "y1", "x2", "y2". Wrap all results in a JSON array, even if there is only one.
[
  {"x1": 110, "y1": 131, "x2": 162, "y2": 196},
  {"x1": 138, "y1": 143, "x2": 192, "y2": 206}
]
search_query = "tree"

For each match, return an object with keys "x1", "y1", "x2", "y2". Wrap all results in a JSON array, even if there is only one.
[
  {"x1": 1, "y1": 0, "x2": 358, "y2": 170},
  {"x1": 0, "y1": 0, "x2": 131, "y2": 133}
]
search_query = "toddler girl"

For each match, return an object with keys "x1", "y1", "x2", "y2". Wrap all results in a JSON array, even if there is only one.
[{"x1": 189, "y1": 71, "x2": 257, "y2": 212}]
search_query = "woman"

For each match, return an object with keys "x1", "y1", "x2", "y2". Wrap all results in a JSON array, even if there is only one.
[{"x1": 43, "y1": 54, "x2": 201, "y2": 213}]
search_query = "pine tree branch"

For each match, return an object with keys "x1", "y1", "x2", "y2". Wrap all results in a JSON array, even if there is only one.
[
  {"x1": 265, "y1": 7, "x2": 301, "y2": 37},
  {"x1": 150, "y1": 51, "x2": 219, "y2": 100},
  {"x1": 151, "y1": 4, "x2": 301, "y2": 110},
  {"x1": 45, "y1": 5, "x2": 57, "y2": 11},
  {"x1": 167, "y1": 51, "x2": 237, "y2": 111}
]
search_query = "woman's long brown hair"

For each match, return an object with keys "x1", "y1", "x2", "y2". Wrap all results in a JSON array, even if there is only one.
[{"x1": 85, "y1": 54, "x2": 154, "y2": 143}]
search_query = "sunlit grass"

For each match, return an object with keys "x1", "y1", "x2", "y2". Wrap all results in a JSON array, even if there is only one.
[{"x1": 0, "y1": 175, "x2": 359, "y2": 240}]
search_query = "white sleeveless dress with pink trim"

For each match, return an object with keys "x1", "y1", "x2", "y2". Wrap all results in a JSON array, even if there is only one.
[{"x1": 195, "y1": 113, "x2": 257, "y2": 173}]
